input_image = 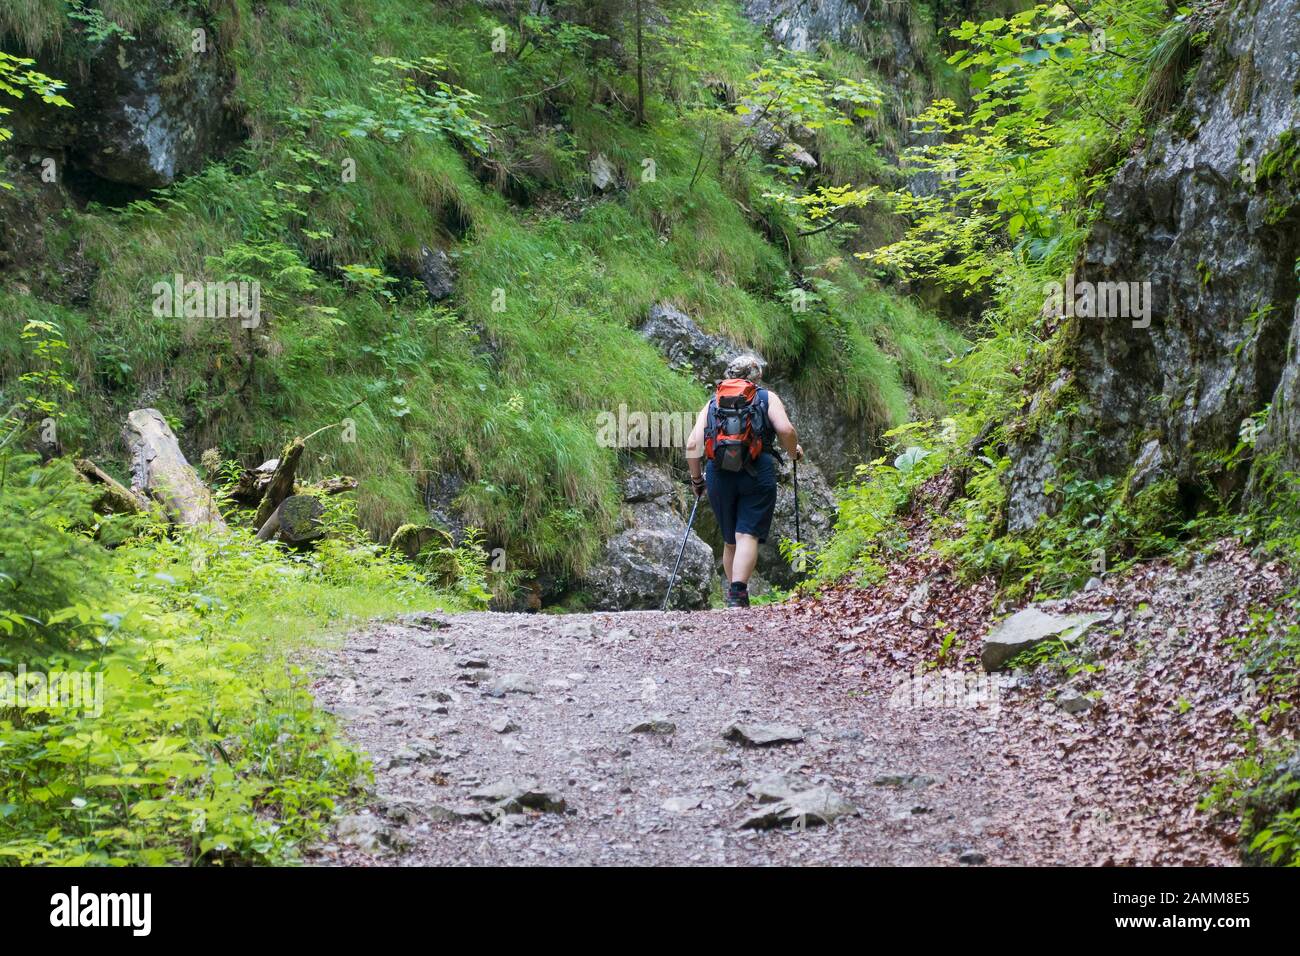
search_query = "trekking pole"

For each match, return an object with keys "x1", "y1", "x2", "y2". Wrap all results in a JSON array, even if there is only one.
[
  {"x1": 662, "y1": 495, "x2": 702, "y2": 612},
  {"x1": 793, "y1": 459, "x2": 801, "y2": 546}
]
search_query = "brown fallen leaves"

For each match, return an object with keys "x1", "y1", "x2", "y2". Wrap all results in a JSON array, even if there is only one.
[{"x1": 772, "y1": 532, "x2": 1297, "y2": 865}]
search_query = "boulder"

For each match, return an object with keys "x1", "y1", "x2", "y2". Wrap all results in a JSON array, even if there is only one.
[
  {"x1": 583, "y1": 461, "x2": 714, "y2": 610},
  {"x1": 588, "y1": 152, "x2": 618, "y2": 191},
  {"x1": 7, "y1": 32, "x2": 239, "y2": 189},
  {"x1": 980, "y1": 608, "x2": 1111, "y2": 672},
  {"x1": 416, "y1": 245, "x2": 455, "y2": 302},
  {"x1": 389, "y1": 524, "x2": 452, "y2": 560}
]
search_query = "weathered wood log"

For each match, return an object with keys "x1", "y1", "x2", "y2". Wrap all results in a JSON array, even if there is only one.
[
  {"x1": 278, "y1": 494, "x2": 325, "y2": 546},
  {"x1": 74, "y1": 458, "x2": 149, "y2": 515},
  {"x1": 314, "y1": 475, "x2": 357, "y2": 495},
  {"x1": 254, "y1": 501, "x2": 283, "y2": 542},
  {"x1": 123, "y1": 409, "x2": 228, "y2": 531},
  {"x1": 253, "y1": 439, "x2": 304, "y2": 530}
]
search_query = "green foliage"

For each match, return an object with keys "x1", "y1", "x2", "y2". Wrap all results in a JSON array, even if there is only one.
[
  {"x1": 0, "y1": 319, "x2": 471, "y2": 865},
  {"x1": 287, "y1": 55, "x2": 490, "y2": 154},
  {"x1": 66, "y1": 0, "x2": 136, "y2": 44},
  {"x1": 0, "y1": 471, "x2": 466, "y2": 865},
  {"x1": 0, "y1": 50, "x2": 70, "y2": 186},
  {"x1": 865, "y1": 1, "x2": 1179, "y2": 290}
]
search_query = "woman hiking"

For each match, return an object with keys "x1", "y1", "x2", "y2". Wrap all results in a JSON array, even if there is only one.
[{"x1": 685, "y1": 354, "x2": 803, "y2": 608}]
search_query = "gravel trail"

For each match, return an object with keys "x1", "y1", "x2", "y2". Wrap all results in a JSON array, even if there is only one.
[{"x1": 306, "y1": 574, "x2": 1252, "y2": 866}]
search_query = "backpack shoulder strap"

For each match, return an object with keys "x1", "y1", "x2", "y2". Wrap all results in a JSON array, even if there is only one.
[{"x1": 755, "y1": 388, "x2": 782, "y2": 461}]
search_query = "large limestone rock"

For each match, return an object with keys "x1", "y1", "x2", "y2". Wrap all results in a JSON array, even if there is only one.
[
  {"x1": 980, "y1": 608, "x2": 1111, "y2": 672},
  {"x1": 6, "y1": 31, "x2": 238, "y2": 189},
  {"x1": 584, "y1": 462, "x2": 714, "y2": 610},
  {"x1": 1250, "y1": 299, "x2": 1300, "y2": 492},
  {"x1": 760, "y1": 454, "x2": 836, "y2": 589},
  {"x1": 1009, "y1": 0, "x2": 1300, "y2": 530}
]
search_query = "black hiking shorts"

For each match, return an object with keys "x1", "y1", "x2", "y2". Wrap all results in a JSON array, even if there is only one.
[{"x1": 705, "y1": 453, "x2": 778, "y2": 545}]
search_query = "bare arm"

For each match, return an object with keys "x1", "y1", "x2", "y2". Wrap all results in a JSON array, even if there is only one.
[
  {"x1": 766, "y1": 391, "x2": 803, "y2": 461},
  {"x1": 685, "y1": 404, "x2": 709, "y2": 483}
]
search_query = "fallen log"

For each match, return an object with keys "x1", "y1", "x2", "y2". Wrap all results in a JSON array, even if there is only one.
[
  {"x1": 313, "y1": 475, "x2": 358, "y2": 495},
  {"x1": 255, "y1": 494, "x2": 324, "y2": 546},
  {"x1": 123, "y1": 408, "x2": 228, "y2": 531},
  {"x1": 74, "y1": 458, "x2": 150, "y2": 515}
]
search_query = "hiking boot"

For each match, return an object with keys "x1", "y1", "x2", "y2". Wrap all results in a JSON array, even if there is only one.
[{"x1": 726, "y1": 584, "x2": 750, "y2": 608}]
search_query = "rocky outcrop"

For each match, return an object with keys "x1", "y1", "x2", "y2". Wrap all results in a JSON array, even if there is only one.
[
  {"x1": 1251, "y1": 298, "x2": 1300, "y2": 489},
  {"x1": 6, "y1": 30, "x2": 239, "y2": 190},
  {"x1": 582, "y1": 462, "x2": 714, "y2": 610},
  {"x1": 1009, "y1": 0, "x2": 1300, "y2": 531}
]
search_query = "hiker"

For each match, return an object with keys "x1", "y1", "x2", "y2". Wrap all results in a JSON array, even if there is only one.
[{"x1": 685, "y1": 354, "x2": 803, "y2": 608}]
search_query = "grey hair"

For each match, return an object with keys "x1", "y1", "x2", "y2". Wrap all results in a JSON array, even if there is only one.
[{"x1": 725, "y1": 353, "x2": 766, "y2": 382}]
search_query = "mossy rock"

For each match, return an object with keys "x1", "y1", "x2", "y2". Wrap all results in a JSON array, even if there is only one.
[{"x1": 389, "y1": 523, "x2": 452, "y2": 559}]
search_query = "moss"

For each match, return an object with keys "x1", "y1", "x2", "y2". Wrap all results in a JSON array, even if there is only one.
[
  {"x1": 1123, "y1": 476, "x2": 1182, "y2": 543},
  {"x1": 1228, "y1": 51, "x2": 1256, "y2": 117},
  {"x1": 1259, "y1": 131, "x2": 1300, "y2": 185}
]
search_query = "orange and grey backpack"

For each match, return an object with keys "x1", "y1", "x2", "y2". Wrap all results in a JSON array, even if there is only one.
[{"x1": 704, "y1": 379, "x2": 775, "y2": 473}]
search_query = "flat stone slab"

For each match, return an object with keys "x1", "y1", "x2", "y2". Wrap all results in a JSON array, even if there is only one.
[
  {"x1": 722, "y1": 722, "x2": 805, "y2": 747},
  {"x1": 981, "y1": 608, "x2": 1111, "y2": 671},
  {"x1": 738, "y1": 785, "x2": 856, "y2": 829},
  {"x1": 627, "y1": 717, "x2": 677, "y2": 735}
]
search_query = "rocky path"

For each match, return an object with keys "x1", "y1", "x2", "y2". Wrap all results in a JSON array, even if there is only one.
[{"x1": 306, "y1": 541, "x2": 1282, "y2": 866}]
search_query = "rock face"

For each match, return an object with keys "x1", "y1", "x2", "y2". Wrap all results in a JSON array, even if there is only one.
[
  {"x1": 583, "y1": 462, "x2": 714, "y2": 610},
  {"x1": 8, "y1": 32, "x2": 239, "y2": 190},
  {"x1": 1009, "y1": 0, "x2": 1300, "y2": 529},
  {"x1": 417, "y1": 246, "x2": 455, "y2": 302},
  {"x1": 761, "y1": 453, "x2": 836, "y2": 588},
  {"x1": 741, "y1": 0, "x2": 870, "y2": 50}
]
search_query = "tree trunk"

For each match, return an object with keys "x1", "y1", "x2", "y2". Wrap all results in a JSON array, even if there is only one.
[
  {"x1": 74, "y1": 458, "x2": 150, "y2": 515},
  {"x1": 253, "y1": 437, "x2": 304, "y2": 530},
  {"x1": 122, "y1": 409, "x2": 227, "y2": 530},
  {"x1": 635, "y1": 0, "x2": 645, "y2": 126}
]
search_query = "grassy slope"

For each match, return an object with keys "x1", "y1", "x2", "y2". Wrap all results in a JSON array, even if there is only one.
[{"x1": 1, "y1": 0, "x2": 964, "y2": 582}]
